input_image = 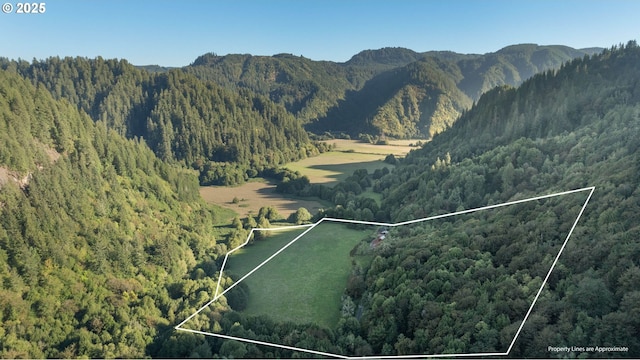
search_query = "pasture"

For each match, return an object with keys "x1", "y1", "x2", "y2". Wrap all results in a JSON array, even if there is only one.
[
  {"x1": 225, "y1": 222, "x2": 374, "y2": 328},
  {"x1": 199, "y1": 139, "x2": 420, "y2": 218},
  {"x1": 283, "y1": 151, "x2": 390, "y2": 184},
  {"x1": 200, "y1": 179, "x2": 329, "y2": 219},
  {"x1": 323, "y1": 138, "x2": 420, "y2": 155},
  {"x1": 283, "y1": 139, "x2": 420, "y2": 185}
]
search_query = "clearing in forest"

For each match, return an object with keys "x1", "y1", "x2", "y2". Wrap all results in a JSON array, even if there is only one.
[
  {"x1": 199, "y1": 179, "x2": 329, "y2": 219},
  {"x1": 199, "y1": 139, "x2": 418, "y2": 218},
  {"x1": 323, "y1": 139, "x2": 421, "y2": 155},
  {"x1": 284, "y1": 139, "x2": 419, "y2": 185},
  {"x1": 177, "y1": 187, "x2": 594, "y2": 359},
  {"x1": 225, "y1": 222, "x2": 372, "y2": 328}
]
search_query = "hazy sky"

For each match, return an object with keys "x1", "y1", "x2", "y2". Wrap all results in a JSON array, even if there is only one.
[{"x1": 1, "y1": 0, "x2": 638, "y2": 66}]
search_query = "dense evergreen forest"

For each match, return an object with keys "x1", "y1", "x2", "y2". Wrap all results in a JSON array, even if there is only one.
[
  {"x1": 187, "y1": 44, "x2": 600, "y2": 138},
  {"x1": 1, "y1": 57, "x2": 325, "y2": 186},
  {"x1": 362, "y1": 41, "x2": 640, "y2": 357},
  {"x1": 0, "y1": 68, "x2": 237, "y2": 357},
  {"x1": 1, "y1": 41, "x2": 638, "y2": 358},
  {"x1": 0, "y1": 44, "x2": 599, "y2": 181}
]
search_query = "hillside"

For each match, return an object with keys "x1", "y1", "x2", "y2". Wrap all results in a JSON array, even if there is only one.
[
  {"x1": 2, "y1": 44, "x2": 601, "y2": 161},
  {"x1": 184, "y1": 45, "x2": 600, "y2": 138},
  {"x1": 362, "y1": 41, "x2": 640, "y2": 357},
  {"x1": 0, "y1": 68, "x2": 236, "y2": 358},
  {"x1": 2, "y1": 57, "x2": 322, "y2": 186},
  {"x1": 455, "y1": 43, "x2": 598, "y2": 99},
  {"x1": 308, "y1": 56, "x2": 473, "y2": 138},
  {"x1": 316, "y1": 44, "x2": 601, "y2": 138},
  {"x1": 1, "y1": 41, "x2": 635, "y2": 358},
  {"x1": 186, "y1": 47, "x2": 434, "y2": 122},
  {"x1": 185, "y1": 52, "x2": 359, "y2": 123}
]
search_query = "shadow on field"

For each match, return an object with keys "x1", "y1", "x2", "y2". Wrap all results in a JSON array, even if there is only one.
[
  {"x1": 306, "y1": 160, "x2": 392, "y2": 182},
  {"x1": 255, "y1": 185, "x2": 327, "y2": 214}
]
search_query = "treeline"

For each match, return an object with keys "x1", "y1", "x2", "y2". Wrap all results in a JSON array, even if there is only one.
[
  {"x1": 1, "y1": 56, "x2": 325, "y2": 185},
  {"x1": 0, "y1": 67, "x2": 236, "y2": 357}
]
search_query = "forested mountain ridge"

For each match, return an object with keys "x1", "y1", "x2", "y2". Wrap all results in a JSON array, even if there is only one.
[
  {"x1": 399, "y1": 41, "x2": 640, "y2": 170},
  {"x1": 344, "y1": 47, "x2": 425, "y2": 69},
  {"x1": 1, "y1": 56, "x2": 323, "y2": 185},
  {"x1": 308, "y1": 56, "x2": 473, "y2": 138},
  {"x1": 0, "y1": 68, "x2": 235, "y2": 357},
  {"x1": 185, "y1": 45, "x2": 601, "y2": 138},
  {"x1": 358, "y1": 41, "x2": 640, "y2": 356},
  {"x1": 186, "y1": 52, "x2": 358, "y2": 123},
  {"x1": 0, "y1": 43, "x2": 600, "y2": 166},
  {"x1": 455, "y1": 43, "x2": 600, "y2": 99}
]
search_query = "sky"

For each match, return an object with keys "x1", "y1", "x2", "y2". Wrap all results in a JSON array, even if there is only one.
[{"x1": 1, "y1": 0, "x2": 639, "y2": 67}]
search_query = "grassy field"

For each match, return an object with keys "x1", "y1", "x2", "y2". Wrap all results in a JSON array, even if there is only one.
[
  {"x1": 283, "y1": 139, "x2": 420, "y2": 185},
  {"x1": 323, "y1": 139, "x2": 420, "y2": 155},
  {"x1": 200, "y1": 179, "x2": 330, "y2": 219},
  {"x1": 283, "y1": 151, "x2": 390, "y2": 184},
  {"x1": 199, "y1": 140, "x2": 420, "y2": 218},
  {"x1": 225, "y1": 222, "x2": 375, "y2": 328},
  {"x1": 209, "y1": 203, "x2": 239, "y2": 225}
]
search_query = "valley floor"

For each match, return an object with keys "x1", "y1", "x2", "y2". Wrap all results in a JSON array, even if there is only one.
[
  {"x1": 199, "y1": 139, "x2": 419, "y2": 219},
  {"x1": 225, "y1": 223, "x2": 371, "y2": 328},
  {"x1": 199, "y1": 179, "x2": 328, "y2": 220}
]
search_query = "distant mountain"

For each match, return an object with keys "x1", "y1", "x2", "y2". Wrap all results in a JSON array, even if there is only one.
[
  {"x1": 385, "y1": 41, "x2": 640, "y2": 217},
  {"x1": 184, "y1": 52, "x2": 360, "y2": 123},
  {"x1": 308, "y1": 56, "x2": 473, "y2": 138},
  {"x1": 344, "y1": 47, "x2": 424, "y2": 68},
  {"x1": 455, "y1": 43, "x2": 602, "y2": 99},
  {"x1": 183, "y1": 44, "x2": 602, "y2": 138},
  {"x1": 0, "y1": 43, "x2": 606, "y2": 179}
]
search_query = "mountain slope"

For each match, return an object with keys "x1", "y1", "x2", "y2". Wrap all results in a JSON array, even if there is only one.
[
  {"x1": 363, "y1": 41, "x2": 640, "y2": 356},
  {"x1": 185, "y1": 52, "x2": 359, "y2": 123},
  {"x1": 0, "y1": 67, "x2": 229, "y2": 358},
  {"x1": 308, "y1": 57, "x2": 473, "y2": 138},
  {"x1": 3, "y1": 57, "x2": 321, "y2": 185},
  {"x1": 455, "y1": 43, "x2": 599, "y2": 99},
  {"x1": 332, "y1": 45, "x2": 601, "y2": 138},
  {"x1": 183, "y1": 45, "x2": 600, "y2": 139},
  {"x1": 344, "y1": 47, "x2": 426, "y2": 70}
]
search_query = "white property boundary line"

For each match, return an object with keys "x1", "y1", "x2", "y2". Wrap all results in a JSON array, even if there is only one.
[{"x1": 176, "y1": 186, "x2": 595, "y2": 359}]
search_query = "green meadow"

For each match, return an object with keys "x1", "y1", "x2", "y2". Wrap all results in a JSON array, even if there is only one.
[
  {"x1": 283, "y1": 139, "x2": 419, "y2": 185},
  {"x1": 225, "y1": 222, "x2": 373, "y2": 328}
]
